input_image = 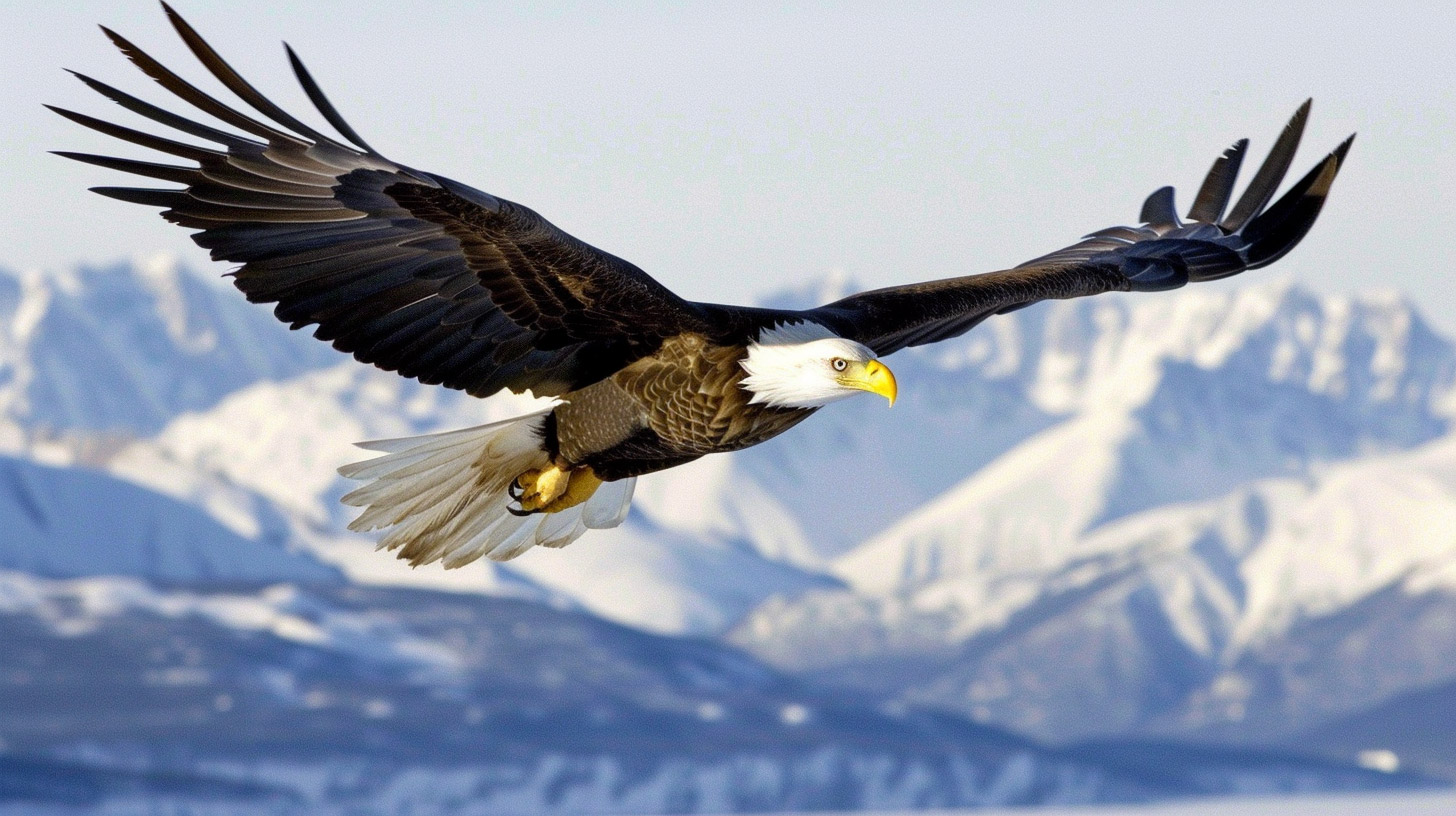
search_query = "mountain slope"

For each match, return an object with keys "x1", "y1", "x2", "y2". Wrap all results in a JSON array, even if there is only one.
[
  {"x1": 0, "y1": 455, "x2": 338, "y2": 584},
  {"x1": 9, "y1": 258, "x2": 1456, "y2": 759},
  {"x1": 0, "y1": 574, "x2": 1423, "y2": 814},
  {"x1": 107, "y1": 362, "x2": 833, "y2": 635},
  {"x1": 735, "y1": 279, "x2": 1455, "y2": 563},
  {"x1": 1295, "y1": 678, "x2": 1456, "y2": 780},
  {"x1": 62, "y1": 268, "x2": 1456, "y2": 647},
  {"x1": 0, "y1": 257, "x2": 337, "y2": 437},
  {"x1": 732, "y1": 432, "x2": 1456, "y2": 743}
]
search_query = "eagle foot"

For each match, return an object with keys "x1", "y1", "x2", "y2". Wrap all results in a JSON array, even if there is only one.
[{"x1": 513, "y1": 465, "x2": 602, "y2": 514}]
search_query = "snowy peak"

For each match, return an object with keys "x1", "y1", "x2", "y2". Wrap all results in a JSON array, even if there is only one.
[
  {"x1": 832, "y1": 411, "x2": 1137, "y2": 598},
  {"x1": 2, "y1": 257, "x2": 1454, "y2": 762},
  {"x1": 826, "y1": 278, "x2": 1456, "y2": 597},
  {"x1": 1230, "y1": 433, "x2": 1456, "y2": 646},
  {"x1": 109, "y1": 362, "x2": 545, "y2": 527},
  {"x1": 721, "y1": 277, "x2": 1456, "y2": 744},
  {"x1": 0, "y1": 257, "x2": 338, "y2": 435},
  {"x1": 996, "y1": 280, "x2": 1453, "y2": 418},
  {"x1": 7, "y1": 260, "x2": 1453, "y2": 653},
  {"x1": 734, "y1": 430, "x2": 1456, "y2": 741},
  {"x1": 742, "y1": 276, "x2": 1453, "y2": 563},
  {"x1": 507, "y1": 511, "x2": 838, "y2": 635}
]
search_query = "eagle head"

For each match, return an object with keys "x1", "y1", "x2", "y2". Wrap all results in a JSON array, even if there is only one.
[{"x1": 740, "y1": 321, "x2": 897, "y2": 409}]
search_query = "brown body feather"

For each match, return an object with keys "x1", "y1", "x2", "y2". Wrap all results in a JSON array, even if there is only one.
[{"x1": 554, "y1": 334, "x2": 811, "y2": 481}]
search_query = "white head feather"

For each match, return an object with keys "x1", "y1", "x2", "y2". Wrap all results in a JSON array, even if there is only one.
[{"x1": 740, "y1": 321, "x2": 877, "y2": 409}]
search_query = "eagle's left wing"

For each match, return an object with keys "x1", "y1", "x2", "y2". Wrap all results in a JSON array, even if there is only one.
[
  {"x1": 53, "y1": 5, "x2": 714, "y2": 400},
  {"x1": 802, "y1": 102, "x2": 1353, "y2": 357}
]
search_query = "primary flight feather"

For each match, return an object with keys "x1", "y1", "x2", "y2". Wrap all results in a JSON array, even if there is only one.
[{"x1": 56, "y1": 4, "x2": 1353, "y2": 566}]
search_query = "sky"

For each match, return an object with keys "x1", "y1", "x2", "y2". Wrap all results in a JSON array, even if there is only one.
[{"x1": 3, "y1": 1, "x2": 1454, "y2": 331}]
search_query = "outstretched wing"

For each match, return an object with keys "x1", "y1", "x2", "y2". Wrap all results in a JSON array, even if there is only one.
[
  {"x1": 802, "y1": 102, "x2": 1353, "y2": 356},
  {"x1": 53, "y1": 4, "x2": 711, "y2": 398}
]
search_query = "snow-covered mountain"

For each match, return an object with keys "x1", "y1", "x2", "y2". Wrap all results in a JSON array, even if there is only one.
[
  {"x1": 104, "y1": 360, "x2": 836, "y2": 634},
  {"x1": 4, "y1": 257, "x2": 1455, "y2": 792},
  {"x1": 724, "y1": 273, "x2": 1456, "y2": 751},
  {"x1": 720, "y1": 276, "x2": 1456, "y2": 750},
  {"x1": 0, "y1": 256, "x2": 336, "y2": 438},
  {"x1": 0, "y1": 454, "x2": 338, "y2": 585},
  {"x1": 0, "y1": 573, "x2": 1424, "y2": 814},
  {"x1": 0, "y1": 259, "x2": 829, "y2": 633},
  {"x1": 693, "y1": 278, "x2": 1454, "y2": 576},
  {"x1": 19, "y1": 260, "x2": 1451, "y2": 632},
  {"x1": 12, "y1": 260, "x2": 1456, "y2": 631},
  {"x1": 732, "y1": 410, "x2": 1456, "y2": 744}
]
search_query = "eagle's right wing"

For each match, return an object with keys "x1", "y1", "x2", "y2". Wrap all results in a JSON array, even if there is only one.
[
  {"x1": 802, "y1": 102, "x2": 1353, "y2": 357},
  {"x1": 53, "y1": 5, "x2": 712, "y2": 399}
]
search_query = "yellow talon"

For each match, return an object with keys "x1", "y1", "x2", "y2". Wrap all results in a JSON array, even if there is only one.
[
  {"x1": 514, "y1": 465, "x2": 602, "y2": 513},
  {"x1": 541, "y1": 467, "x2": 602, "y2": 513},
  {"x1": 515, "y1": 464, "x2": 569, "y2": 511}
]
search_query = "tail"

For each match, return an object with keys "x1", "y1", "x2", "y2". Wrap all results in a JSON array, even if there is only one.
[{"x1": 338, "y1": 411, "x2": 635, "y2": 566}]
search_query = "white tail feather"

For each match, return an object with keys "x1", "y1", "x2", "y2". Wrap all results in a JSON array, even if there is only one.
[
  {"x1": 338, "y1": 411, "x2": 635, "y2": 566},
  {"x1": 581, "y1": 477, "x2": 635, "y2": 529}
]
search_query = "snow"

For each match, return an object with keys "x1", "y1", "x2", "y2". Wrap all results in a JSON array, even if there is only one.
[
  {"x1": 834, "y1": 411, "x2": 1134, "y2": 599},
  {"x1": 630, "y1": 454, "x2": 819, "y2": 567},
  {"x1": 0, "y1": 572, "x2": 460, "y2": 676},
  {"x1": 507, "y1": 510, "x2": 837, "y2": 635},
  {"x1": 737, "y1": 424, "x2": 1456, "y2": 744},
  {"x1": 1231, "y1": 433, "x2": 1456, "y2": 649},
  {"x1": 133, "y1": 251, "x2": 217, "y2": 354},
  {"x1": 739, "y1": 789, "x2": 1456, "y2": 816},
  {"x1": 1, "y1": 259, "x2": 1453, "y2": 811},
  {"x1": 788, "y1": 424, "x2": 1456, "y2": 672},
  {"x1": 109, "y1": 363, "x2": 531, "y2": 525},
  {"x1": 3, "y1": 260, "x2": 1447, "y2": 648},
  {"x1": 0, "y1": 261, "x2": 338, "y2": 435},
  {"x1": 104, "y1": 362, "x2": 833, "y2": 635},
  {"x1": 0, "y1": 455, "x2": 338, "y2": 585},
  {"x1": 811, "y1": 279, "x2": 1456, "y2": 658},
  {"x1": 11, "y1": 260, "x2": 1441, "y2": 646}
]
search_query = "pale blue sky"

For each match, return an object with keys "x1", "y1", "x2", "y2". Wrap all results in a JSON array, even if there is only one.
[{"x1": 4, "y1": 2, "x2": 1454, "y2": 330}]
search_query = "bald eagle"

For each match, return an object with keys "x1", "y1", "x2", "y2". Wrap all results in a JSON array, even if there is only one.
[{"x1": 56, "y1": 5, "x2": 1352, "y2": 566}]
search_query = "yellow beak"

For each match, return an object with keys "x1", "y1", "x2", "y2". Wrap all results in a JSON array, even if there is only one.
[{"x1": 856, "y1": 359, "x2": 898, "y2": 407}]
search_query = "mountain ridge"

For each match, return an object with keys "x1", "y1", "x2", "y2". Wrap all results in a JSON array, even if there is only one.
[{"x1": 3, "y1": 257, "x2": 1453, "y2": 765}]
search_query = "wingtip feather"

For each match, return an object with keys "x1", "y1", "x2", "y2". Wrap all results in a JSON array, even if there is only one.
[
  {"x1": 283, "y1": 42, "x2": 378, "y2": 154},
  {"x1": 1139, "y1": 186, "x2": 1180, "y2": 228},
  {"x1": 98, "y1": 24, "x2": 144, "y2": 63},
  {"x1": 1239, "y1": 133, "x2": 1351, "y2": 270},
  {"x1": 44, "y1": 104, "x2": 219, "y2": 162},
  {"x1": 1333, "y1": 133, "x2": 1356, "y2": 164},
  {"x1": 1220, "y1": 100, "x2": 1312, "y2": 232},
  {"x1": 161, "y1": 2, "x2": 344, "y2": 149},
  {"x1": 160, "y1": 1, "x2": 194, "y2": 37},
  {"x1": 89, "y1": 185, "x2": 186, "y2": 207},
  {"x1": 1187, "y1": 138, "x2": 1248, "y2": 224}
]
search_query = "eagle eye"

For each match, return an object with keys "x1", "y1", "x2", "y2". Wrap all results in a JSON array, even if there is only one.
[{"x1": 831, "y1": 358, "x2": 848, "y2": 372}]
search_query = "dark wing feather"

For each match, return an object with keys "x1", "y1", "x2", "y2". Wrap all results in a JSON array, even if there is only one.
[
  {"x1": 55, "y1": 4, "x2": 709, "y2": 398},
  {"x1": 803, "y1": 104, "x2": 1353, "y2": 356},
  {"x1": 1187, "y1": 139, "x2": 1247, "y2": 224}
]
